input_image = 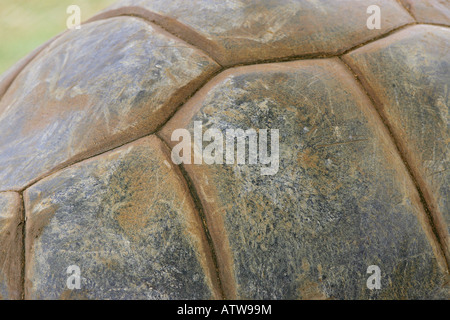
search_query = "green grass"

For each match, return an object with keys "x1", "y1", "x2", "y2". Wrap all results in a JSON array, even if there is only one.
[{"x1": 0, "y1": 0, "x2": 117, "y2": 74}]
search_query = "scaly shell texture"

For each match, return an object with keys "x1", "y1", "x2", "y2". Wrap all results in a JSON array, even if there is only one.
[{"x1": 0, "y1": 0, "x2": 449, "y2": 300}]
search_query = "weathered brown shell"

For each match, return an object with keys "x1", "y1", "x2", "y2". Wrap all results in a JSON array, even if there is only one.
[{"x1": 0, "y1": 0, "x2": 448, "y2": 300}]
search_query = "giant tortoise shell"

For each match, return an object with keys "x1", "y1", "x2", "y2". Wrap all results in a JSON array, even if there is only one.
[{"x1": 0, "y1": 0, "x2": 449, "y2": 300}]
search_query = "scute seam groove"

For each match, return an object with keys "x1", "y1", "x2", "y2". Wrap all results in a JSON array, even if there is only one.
[
  {"x1": 156, "y1": 133, "x2": 230, "y2": 300},
  {"x1": 340, "y1": 57, "x2": 450, "y2": 274},
  {"x1": 4, "y1": 21, "x2": 426, "y2": 194},
  {"x1": 86, "y1": 6, "x2": 224, "y2": 67},
  {"x1": 0, "y1": 5, "x2": 447, "y2": 300},
  {"x1": 395, "y1": 0, "x2": 418, "y2": 21}
]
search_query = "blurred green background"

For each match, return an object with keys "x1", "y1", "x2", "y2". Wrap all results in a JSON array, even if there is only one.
[{"x1": 0, "y1": 0, "x2": 117, "y2": 74}]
